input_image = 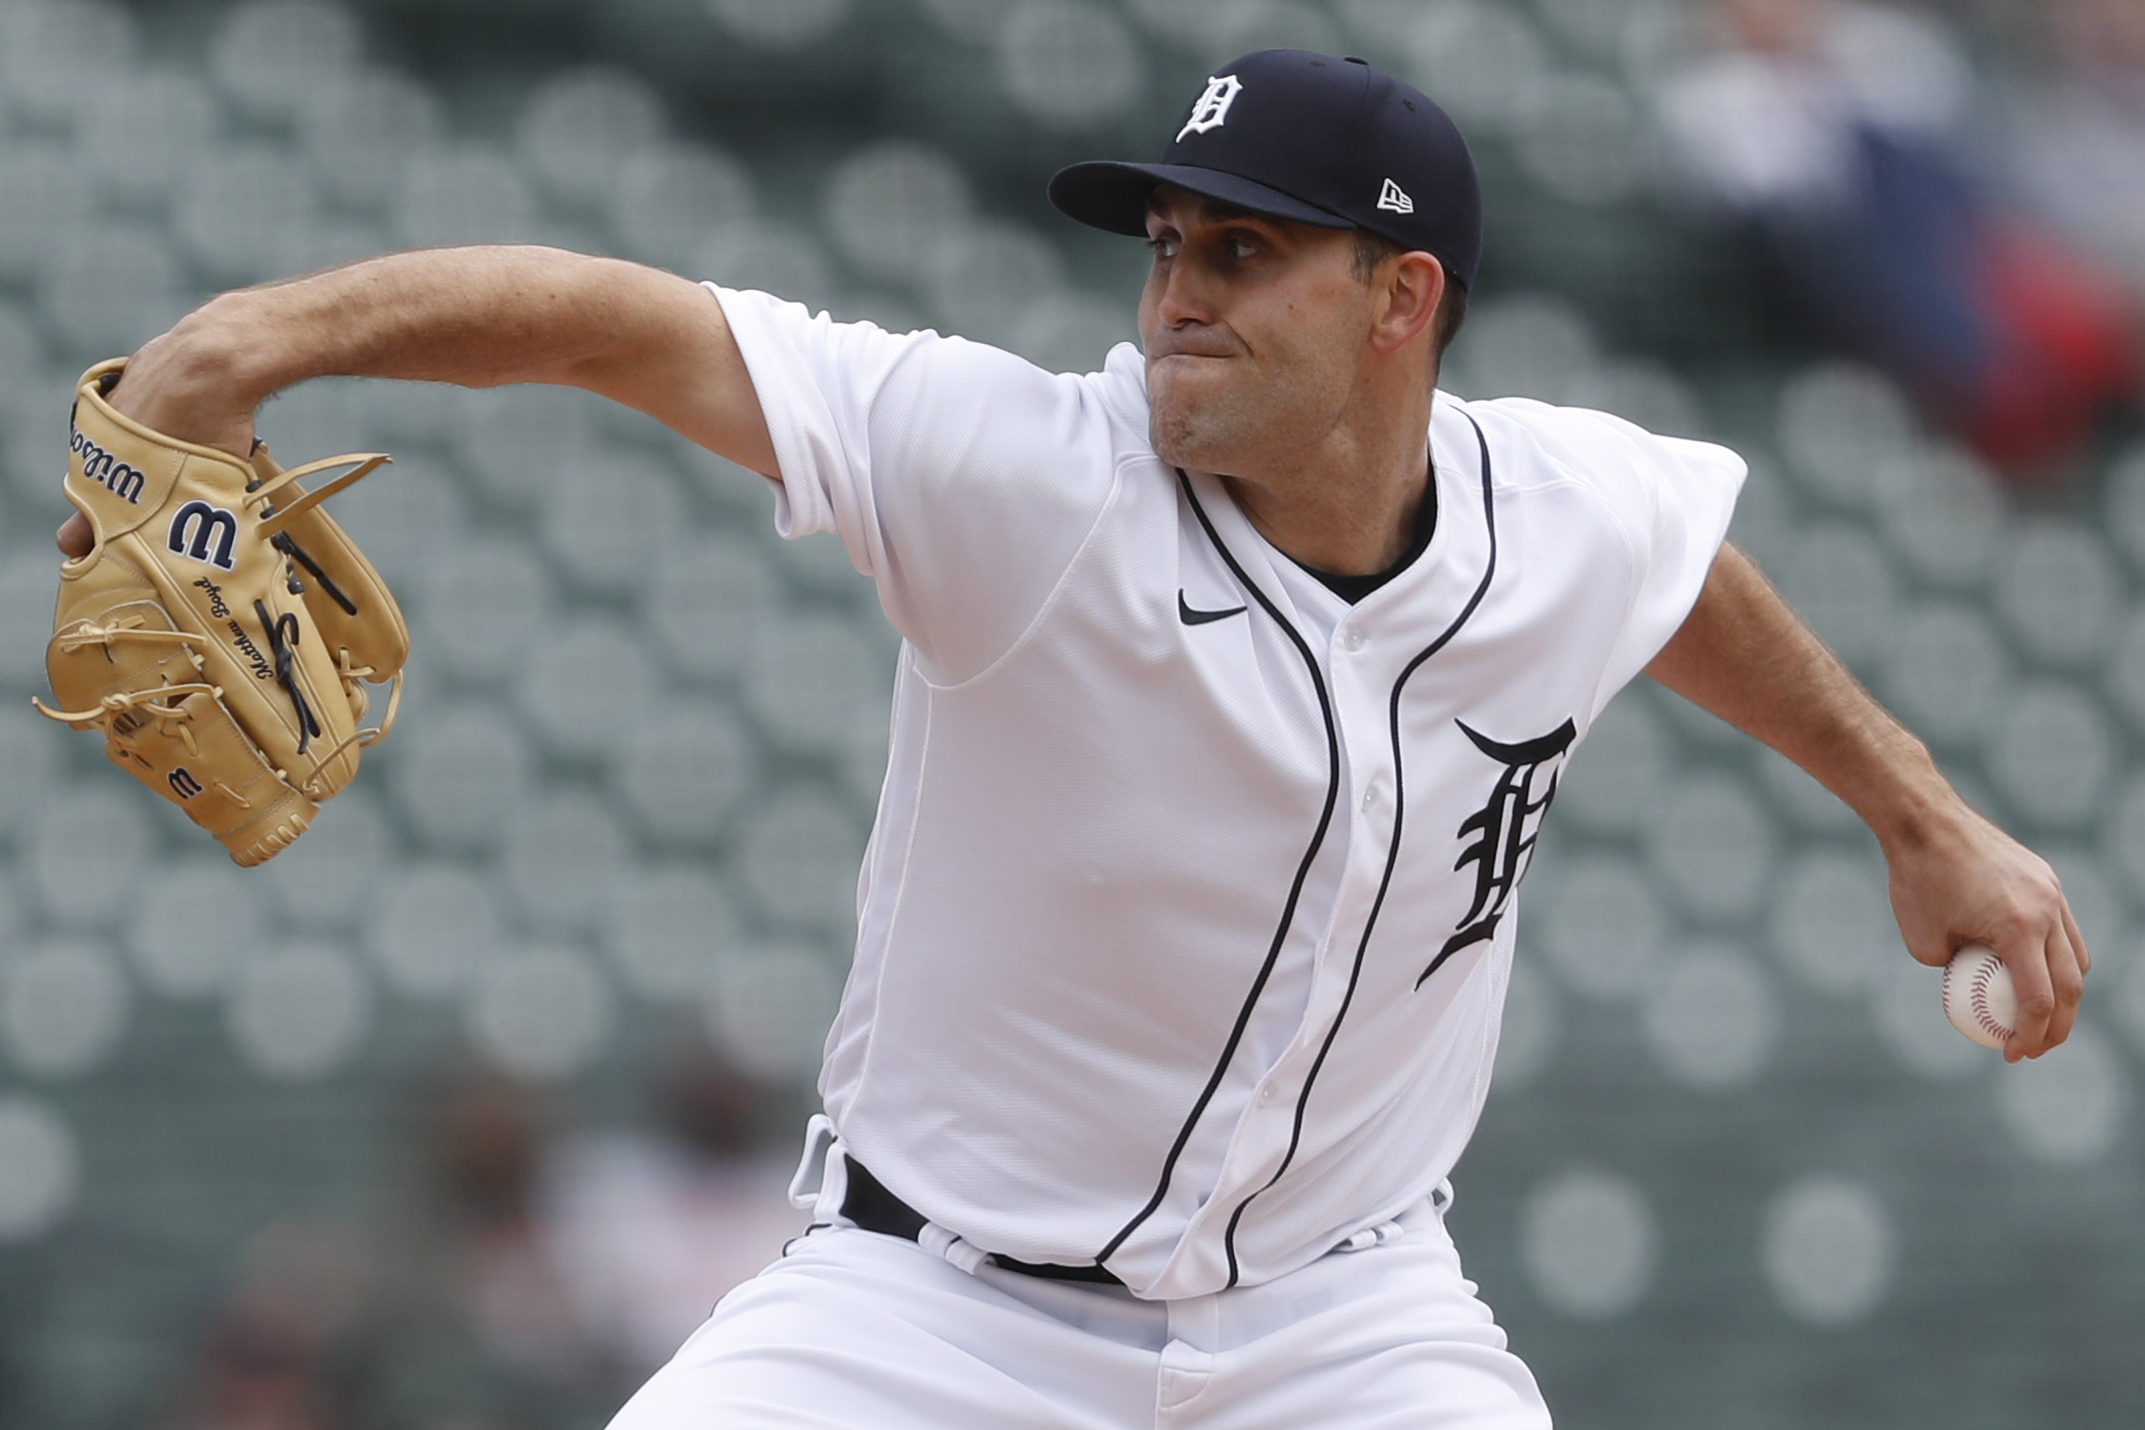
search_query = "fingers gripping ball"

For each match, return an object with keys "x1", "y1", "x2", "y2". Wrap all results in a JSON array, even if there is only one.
[
  {"x1": 1941, "y1": 944, "x2": 2019, "y2": 1050},
  {"x1": 35, "y1": 360, "x2": 409, "y2": 866}
]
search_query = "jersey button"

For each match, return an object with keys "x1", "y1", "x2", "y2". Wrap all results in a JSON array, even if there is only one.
[
  {"x1": 1257, "y1": 1084, "x2": 1277, "y2": 1106},
  {"x1": 1341, "y1": 625, "x2": 1367, "y2": 652},
  {"x1": 1360, "y1": 787, "x2": 1375, "y2": 812}
]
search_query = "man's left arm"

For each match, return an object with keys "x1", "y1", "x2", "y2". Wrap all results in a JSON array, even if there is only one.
[{"x1": 1643, "y1": 542, "x2": 2089, "y2": 1061}]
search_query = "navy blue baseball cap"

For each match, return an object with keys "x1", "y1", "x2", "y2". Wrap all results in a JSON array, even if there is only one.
[{"x1": 1050, "y1": 50, "x2": 1482, "y2": 291}]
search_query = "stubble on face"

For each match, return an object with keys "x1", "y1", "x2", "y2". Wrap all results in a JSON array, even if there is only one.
[
  {"x1": 1146, "y1": 342, "x2": 1266, "y2": 472},
  {"x1": 1139, "y1": 205, "x2": 1371, "y2": 481}
]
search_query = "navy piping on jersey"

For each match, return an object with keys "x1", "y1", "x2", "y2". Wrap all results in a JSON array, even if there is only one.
[
  {"x1": 1216, "y1": 414, "x2": 1499, "y2": 1288},
  {"x1": 1092, "y1": 470, "x2": 1346, "y2": 1270}
]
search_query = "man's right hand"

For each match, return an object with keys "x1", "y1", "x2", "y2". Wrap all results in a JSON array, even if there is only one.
[
  {"x1": 54, "y1": 319, "x2": 263, "y2": 559},
  {"x1": 102, "y1": 321, "x2": 264, "y2": 457}
]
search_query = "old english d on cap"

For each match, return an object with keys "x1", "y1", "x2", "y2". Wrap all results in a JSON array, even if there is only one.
[{"x1": 1049, "y1": 50, "x2": 1483, "y2": 291}]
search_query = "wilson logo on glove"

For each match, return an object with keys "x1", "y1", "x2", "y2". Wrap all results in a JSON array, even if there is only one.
[
  {"x1": 69, "y1": 423, "x2": 146, "y2": 504},
  {"x1": 36, "y1": 359, "x2": 409, "y2": 867},
  {"x1": 168, "y1": 501, "x2": 240, "y2": 570}
]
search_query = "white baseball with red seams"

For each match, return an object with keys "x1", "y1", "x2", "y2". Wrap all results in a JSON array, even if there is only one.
[{"x1": 1942, "y1": 944, "x2": 2019, "y2": 1049}]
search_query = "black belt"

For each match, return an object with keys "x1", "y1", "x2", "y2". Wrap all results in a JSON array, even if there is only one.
[{"x1": 841, "y1": 1156, "x2": 1125, "y2": 1287}]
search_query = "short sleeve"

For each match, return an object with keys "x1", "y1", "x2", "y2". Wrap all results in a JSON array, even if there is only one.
[
  {"x1": 1572, "y1": 411, "x2": 1744, "y2": 717},
  {"x1": 1474, "y1": 400, "x2": 1744, "y2": 720},
  {"x1": 710, "y1": 285, "x2": 1127, "y2": 684}
]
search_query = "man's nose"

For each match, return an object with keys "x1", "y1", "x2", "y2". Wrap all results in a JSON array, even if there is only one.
[{"x1": 1152, "y1": 253, "x2": 1214, "y2": 329}]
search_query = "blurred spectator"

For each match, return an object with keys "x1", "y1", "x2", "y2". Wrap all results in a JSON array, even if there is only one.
[
  {"x1": 354, "y1": 1070, "x2": 613, "y2": 1430},
  {"x1": 164, "y1": 1071, "x2": 611, "y2": 1430},
  {"x1": 1658, "y1": 0, "x2": 2142, "y2": 478},
  {"x1": 536, "y1": 1023, "x2": 801, "y2": 1379},
  {"x1": 162, "y1": 1046, "x2": 800, "y2": 1430},
  {"x1": 164, "y1": 1218, "x2": 371, "y2": 1430},
  {"x1": 2005, "y1": 0, "x2": 2145, "y2": 297}
]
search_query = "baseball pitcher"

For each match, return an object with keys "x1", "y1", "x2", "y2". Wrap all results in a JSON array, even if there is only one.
[{"x1": 50, "y1": 50, "x2": 2085, "y2": 1430}]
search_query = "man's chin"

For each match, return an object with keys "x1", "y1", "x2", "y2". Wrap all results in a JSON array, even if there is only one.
[
  {"x1": 1148, "y1": 414, "x2": 1206, "y2": 472},
  {"x1": 1148, "y1": 394, "x2": 1232, "y2": 473}
]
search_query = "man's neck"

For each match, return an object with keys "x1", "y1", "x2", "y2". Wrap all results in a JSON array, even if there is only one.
[{"x1": 1210, "y1": 396, "x2": 1437, "y2": 576}]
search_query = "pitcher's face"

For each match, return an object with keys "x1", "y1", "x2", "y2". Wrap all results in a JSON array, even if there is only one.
[{"x1": 1139, "y1": 186, "x2": 1380, "y2": 477}]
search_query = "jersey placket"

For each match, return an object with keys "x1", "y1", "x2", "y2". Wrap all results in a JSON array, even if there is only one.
[
  {"x1": 1180, "y1": 414, "x2": 1497, "y2": 1289},
  {"x1": 1205, "y1": 615, "x2": 1406, "y2": 1271}
]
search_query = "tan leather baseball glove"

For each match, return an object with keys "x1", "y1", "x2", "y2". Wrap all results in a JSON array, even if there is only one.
[{"x1": 35, "y1": 359, "x2": 407, "y2": 866}]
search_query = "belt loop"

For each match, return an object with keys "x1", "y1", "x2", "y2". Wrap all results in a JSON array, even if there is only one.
[
  {"x1": 918, "y1": 1222, "x2": 992, "y2": 1275},
  {"x1": 788, "y1": 1113, "x2": 840, "y2": 1213},
  {"x1": 1336, "y1": 1219, "x2": 1407, "y2": 1253}
]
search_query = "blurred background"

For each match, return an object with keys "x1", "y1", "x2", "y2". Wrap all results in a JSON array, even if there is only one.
[{"x1": 0, "y1": 0, "x2": 2142, "y2": 1426}]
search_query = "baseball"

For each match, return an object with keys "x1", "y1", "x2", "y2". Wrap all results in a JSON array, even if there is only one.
[{"x1": 1941, "y1": 944, "x2": 2018, "y2": 1049}]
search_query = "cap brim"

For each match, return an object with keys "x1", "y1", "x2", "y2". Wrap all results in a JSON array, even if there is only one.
[{"x1": 1048, "y1": 161, "x2": 1354, "y2": 238}]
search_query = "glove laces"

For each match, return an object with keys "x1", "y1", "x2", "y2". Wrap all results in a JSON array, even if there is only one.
[{"x1": 33, "y1": 619, "x2": 214, "y2": 744}]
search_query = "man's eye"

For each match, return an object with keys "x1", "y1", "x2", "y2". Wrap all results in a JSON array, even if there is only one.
[
  {"x1": 1147, "y1": 237, "x2": 1177, "y2": 259},
  {"x1": 1226, "y1": 237, "x2": 1256, "y2": 259}
]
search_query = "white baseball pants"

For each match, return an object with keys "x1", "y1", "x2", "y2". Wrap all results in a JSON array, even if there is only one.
[{"x1": 603, "y1": 1156, "x2": 1551, "y2": 1430}]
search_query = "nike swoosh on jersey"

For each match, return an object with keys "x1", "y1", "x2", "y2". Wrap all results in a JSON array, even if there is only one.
[{"x1": 1178, "y1": 591, "x2": 1248, "y2": 625}]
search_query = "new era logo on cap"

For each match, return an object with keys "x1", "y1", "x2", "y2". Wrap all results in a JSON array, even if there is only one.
[{"x1": 1376, "y1": 178, "x2": 1413, "y2": 215}]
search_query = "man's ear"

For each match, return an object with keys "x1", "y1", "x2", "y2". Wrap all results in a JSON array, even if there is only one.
[{"x1": 1368, "y1": 252, "x2": 1446, "y2": 357}]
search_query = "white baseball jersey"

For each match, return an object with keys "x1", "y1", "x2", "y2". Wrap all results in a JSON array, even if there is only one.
[{"x1": 712, "y1": 285, "x2": 1744, "y2": 1302}]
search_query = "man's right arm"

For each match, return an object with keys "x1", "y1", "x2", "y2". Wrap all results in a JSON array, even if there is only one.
[
  {"x1": 1645, "y1": 543, "x2": 2087, "y2": 1059},
  {"x1": 59, "y1": 245, "x2": 774, "y2": 554}
]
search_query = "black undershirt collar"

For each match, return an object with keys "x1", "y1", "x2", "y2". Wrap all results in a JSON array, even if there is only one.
[{"x1": 1294, "y1": 463, "x2": 1439, "y2": 604}]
